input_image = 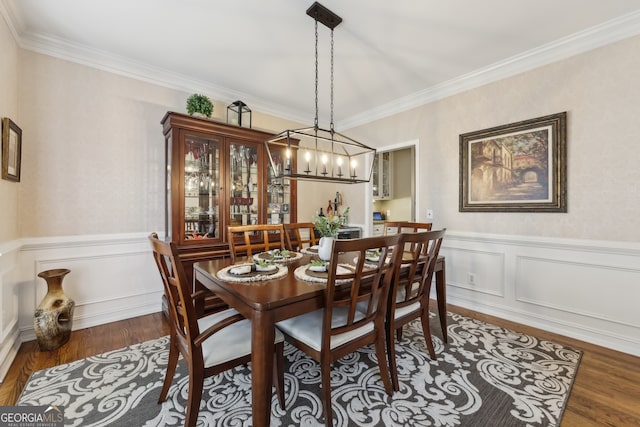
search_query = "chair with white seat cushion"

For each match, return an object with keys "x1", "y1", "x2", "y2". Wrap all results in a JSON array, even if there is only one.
[
  {"x1": 149, "y1": 233, "x2": 285, "y2": 427},
  {"x1": 385, "y1": 229, "x2": 445, "y2": 391},
  {"x1": 276, "y1": 234, "x2": 403, "y2": 427}
]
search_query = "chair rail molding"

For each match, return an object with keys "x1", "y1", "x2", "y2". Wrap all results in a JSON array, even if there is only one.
[{"x1": 1, "y1": 229, "x2": 639, "y2": 382}]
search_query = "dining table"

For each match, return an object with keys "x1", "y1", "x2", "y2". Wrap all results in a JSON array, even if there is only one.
[{"x1": 193, "y1": 252, "x2": 446, "y2": 427}]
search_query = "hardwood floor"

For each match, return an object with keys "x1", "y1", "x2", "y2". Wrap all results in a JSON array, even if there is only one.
[{"x1": 1, "y1": 305, "x2": 638, "y2": 426}]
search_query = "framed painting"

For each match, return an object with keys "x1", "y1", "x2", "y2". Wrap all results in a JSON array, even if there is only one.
[
  {"x1": 2, "y1": 117, "x2": 22, "y2": 182},
  {"x1": 459, "y1": 112, "x2": 566, "y2": 212}
]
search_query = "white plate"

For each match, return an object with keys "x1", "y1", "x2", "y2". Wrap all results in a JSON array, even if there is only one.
[
  {"x1": 256, "y1": 264, "x2": 277, "y2": 272},
  {"x1": 308, "y1": 264, "x2": 327, "y2": 272}
]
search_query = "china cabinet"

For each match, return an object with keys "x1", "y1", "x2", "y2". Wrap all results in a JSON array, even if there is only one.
[
  {"x1": 161, "y1": 111, "x2": 297, "y2": 274},
  {"x1": 372, "y1": 151, "x2": 393, "y2": 200}
]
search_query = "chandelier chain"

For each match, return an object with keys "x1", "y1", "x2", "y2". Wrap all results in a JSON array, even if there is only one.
[
  {"x1": 330, "y1": 28, "x2": 335, "y2": 132},
  {"x1": 314, "y1": 18, "x2": 319, "y2": 129}
]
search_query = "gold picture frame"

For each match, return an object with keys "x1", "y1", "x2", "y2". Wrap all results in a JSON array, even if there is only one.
[
  {"x1": 2, "y1": 117, "x2": 22, "y2": 182},
  {"x1": 459, "y1": 112, "x2": 567, "y2": 212}
]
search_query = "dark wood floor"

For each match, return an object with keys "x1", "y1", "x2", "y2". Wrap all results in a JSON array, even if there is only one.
[{"x1": 1, "y1": 304, "x2": 638, "y2": 426}]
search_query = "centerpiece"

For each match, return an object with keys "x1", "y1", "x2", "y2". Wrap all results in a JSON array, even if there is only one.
[{"x1": 312, "y1": 211, "x2": 343, "y2": 261}]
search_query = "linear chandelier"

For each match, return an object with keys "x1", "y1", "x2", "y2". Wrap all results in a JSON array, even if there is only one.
[{"x1": 265, "y1": 2, "x2": 375, "y2": 184}]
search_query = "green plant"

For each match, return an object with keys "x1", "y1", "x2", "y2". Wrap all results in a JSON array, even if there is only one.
[
  {"x1": 186, "y1": 93, "x2": 214, "y2": 118},
  {"x1": 313, "y1": 214, "x2": 341, "y2": 237}
]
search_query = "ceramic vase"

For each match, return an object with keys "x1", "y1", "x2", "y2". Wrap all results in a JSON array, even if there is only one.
[
  {"x1": 318, "y1": 236, "x2": 335, "y2": 261},
  {"x1": 34, "y1": 268, "x2": 75, "y2": 351}
]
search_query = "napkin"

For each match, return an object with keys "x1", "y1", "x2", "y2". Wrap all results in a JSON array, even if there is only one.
[
  {"x1": 336, "y1": 265, "x2": 353, "y2": 275},
  {"x1": 229, "y1": 265, "x2": 253, "y2": 275}
]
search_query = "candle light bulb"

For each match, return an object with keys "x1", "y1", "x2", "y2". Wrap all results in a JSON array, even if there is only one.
[
  {"x1": 285, "y1": 148, "x2": 291, "y2": 173},
  {"x1": 304, "y1": 151, "x2": 311, "y2": 174},
  {"x1": 336, "y1": 157, "x2": 343, "y2": 176},
  {"x1": 321, "y1": 154, "x2": 328, "y2": 175}
]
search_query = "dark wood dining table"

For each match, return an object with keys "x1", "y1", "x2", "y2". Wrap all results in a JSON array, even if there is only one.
[{"x1": 193, "y1": 254, "x2": 446, "y2": 427}]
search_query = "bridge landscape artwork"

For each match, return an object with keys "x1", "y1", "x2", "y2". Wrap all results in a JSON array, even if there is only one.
[{"x1": 459, "y1": 112, "x2": 567, "y2": 212}]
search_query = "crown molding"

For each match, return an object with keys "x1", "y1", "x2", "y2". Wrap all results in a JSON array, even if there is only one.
[
  {"x1": 339, "y1": 9, "x2": 640, "y2": 130},
  {"x1": 14, "y1": 30, "x2": 312, "y2": 125},
  {"x1": 3, "y1": 3, "x2": 640, "y2": 129}
]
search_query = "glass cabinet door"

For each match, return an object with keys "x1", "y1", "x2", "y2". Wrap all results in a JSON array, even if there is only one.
[
  {"x1": 228, "y1": 142, "x2": 260, "y2": 227},
  {"x1": 265, "y1": 149, "x2": 292, "y2": 225},
  {"x1": 372, "y1": 154, "x2": 380, "y2": 198},
  {"x1": 184, "y1": 135, "x2": 220, "y2": 240},
  {"x1": 381, "y1": 152, "x2": 391, "y2": 198}
]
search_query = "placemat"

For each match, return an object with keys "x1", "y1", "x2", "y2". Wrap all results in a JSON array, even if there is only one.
[
  {"x1": 293, "y1": 264, "x2": 354, "y2": 284},
  {"x1": 300, "y1": 246, "x2": 319, "y2": 255},
  {"x1": 216, "y1": 263, "x2": 288, "y2": 283},
  {"x1": 253, "y1": 251, "x2": 303, "y2": 263}
]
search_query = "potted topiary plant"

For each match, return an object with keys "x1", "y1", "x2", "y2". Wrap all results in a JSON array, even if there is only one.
[{"x1": 186, "y1": 93, "x2": 214, "y2": 118}]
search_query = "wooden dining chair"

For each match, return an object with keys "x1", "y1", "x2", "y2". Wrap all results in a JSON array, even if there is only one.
[
  {"x1": 276, "y1": 234, "x2": 403, "y2": 427},
  {"x1": 148, "y1": 233, "x2": 285, "y2": 427},
  {"x1": 383, "y1": 221, "x2": 432, "y2": 235},
  {"x1": 283, "y1": 222, "x2": 319, "y2": 251},
  {"x1": 386, "y1": 229, "x2": 446, "y2": 391},
  {"x1": 227, "y1": 224, "x2": 286, "y2": 263}
]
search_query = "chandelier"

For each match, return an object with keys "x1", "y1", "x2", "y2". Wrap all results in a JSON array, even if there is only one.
[{"x1": 265, "y1": 2, "x2": 375, "y2": 184}]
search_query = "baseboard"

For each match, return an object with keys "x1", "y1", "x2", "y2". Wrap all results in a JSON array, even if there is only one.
[
  {"x1": 19, "y1": 295, "x2": 164, "y2": 343},
  {"x1": 0, "y1": 322, "x2": 21, "y2": 383},
  {"x1": 447, "y1": 295, "x2": 640, "y2": 357}
]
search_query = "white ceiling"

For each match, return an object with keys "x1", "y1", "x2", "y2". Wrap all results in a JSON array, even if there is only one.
[{"x1": 3, "y1": 0, "x2": 640, "y2": 128}]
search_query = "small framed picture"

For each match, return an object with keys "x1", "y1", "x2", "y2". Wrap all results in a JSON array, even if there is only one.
[
  {"x1": 282, "y1": 203, "x2": 290, "y2": 213},
  {"x1": 2, "y1": 118, "x2": 22, "y2": 182}
]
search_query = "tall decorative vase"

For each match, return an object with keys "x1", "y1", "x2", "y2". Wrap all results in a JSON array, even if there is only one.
[
  {"x1": 34, "y1": 269, "x2": 75, "y2": 351},
  {"x1": 318, "y1": 236, "x2": 335, "y2": 261}
]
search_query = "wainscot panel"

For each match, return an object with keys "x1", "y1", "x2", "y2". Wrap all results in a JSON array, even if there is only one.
[
  {"x1": 17, "y1": 233, "x2": 164, "y2": 341},
  {"x1": 439, "y1": 231, "x2": 640, "y2": 357},
  {"x1": 0, "y1": 241, "x2": 21, "y2": 382}
]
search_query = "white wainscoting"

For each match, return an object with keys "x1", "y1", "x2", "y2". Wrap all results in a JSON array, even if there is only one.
[
  {"x1": 0, "y1": 232, "x2": 164, "y2": 382},
  {"x1": 1, "y1": 230, "x2": 639, "y2": 382},
  {"x1": 438, "y1": 231, "x2": 640, "y2": 357}
]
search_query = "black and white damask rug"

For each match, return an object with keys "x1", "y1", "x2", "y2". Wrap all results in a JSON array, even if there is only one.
[{"x1": 17, "y1": 312, "x2": 581, "y2": 426}]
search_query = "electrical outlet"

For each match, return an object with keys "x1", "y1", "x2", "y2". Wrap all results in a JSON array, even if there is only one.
[
  {"x1": 426, "y1": 209, "x2": 433, "y2": 219},
  {"x1": 467, "y1": 272, "x2": 476, "y2": 285}
]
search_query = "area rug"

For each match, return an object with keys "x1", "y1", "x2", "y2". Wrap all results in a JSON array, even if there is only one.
[{"x1": 17, "y1": 312, "x2": 581, "y2": 426}]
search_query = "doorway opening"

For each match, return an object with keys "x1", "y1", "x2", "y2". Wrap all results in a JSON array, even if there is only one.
[{"x1": 366, "y1": 140, "x2": 418, "y2": 236}]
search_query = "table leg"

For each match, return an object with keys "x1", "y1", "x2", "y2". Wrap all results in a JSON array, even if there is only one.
[
  {"x1": 435, "y1": 259, "x2": 447, "y2": 343},
  {"x1": 252, "y1": 311, "x2": 275, "y2": 427}
]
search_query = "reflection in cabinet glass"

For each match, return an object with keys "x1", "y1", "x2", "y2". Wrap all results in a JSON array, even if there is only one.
[
  {"x1": 229, "y1": 143, "x2": 259, "y2": 226},
  {"x1": 266, "y1": 149, "x2": 292, "y2": 225},
  {"x1": 184, "y1": 136, "x2": 220, "y2": 239}
]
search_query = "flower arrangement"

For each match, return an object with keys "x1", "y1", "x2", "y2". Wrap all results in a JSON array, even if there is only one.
[
  {"x1": 313, "y1": 206, "x2": 349, "y2": 238},
  {"x1": 313, "y1": 214, "x2": 341, "y2": 238}
]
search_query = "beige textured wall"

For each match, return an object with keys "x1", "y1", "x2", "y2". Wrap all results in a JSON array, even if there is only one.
[
  {"x1": 347, "y1": 34, "x2": 640, "y2": 242},
  {"x1": 16, "y1": 51, "x2": 306, "y2": 237},
  {"x1": 0, "y1": 13, "x2": 19, "y2": 243},
  {"x1": 11, "y1": 33, "x2": 640, "y2": 242}
]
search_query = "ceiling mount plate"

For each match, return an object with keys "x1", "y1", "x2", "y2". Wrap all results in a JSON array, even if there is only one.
[{"x1": 306, "y1": 2, "x2": 342, "y2": 29}]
